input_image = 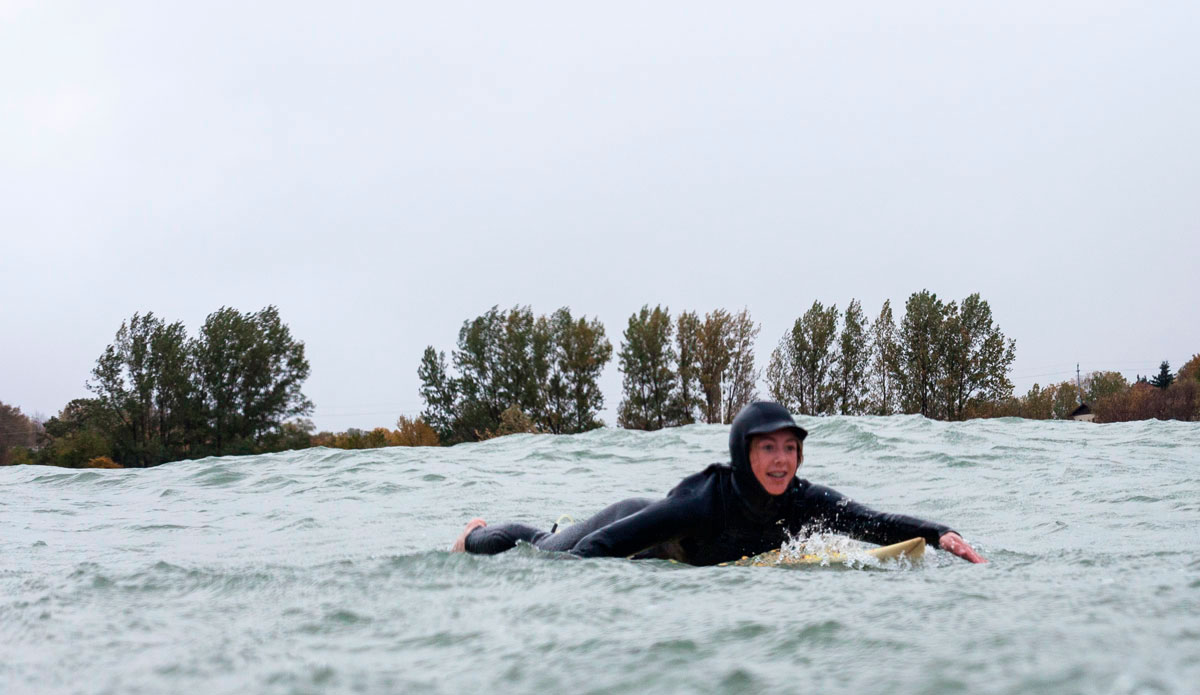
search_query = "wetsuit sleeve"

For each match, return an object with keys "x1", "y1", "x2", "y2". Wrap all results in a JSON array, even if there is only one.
[
  {"x1": 569, "y1": 495, "x2": 702, "y2": 559},
  {"x1": 799, "y1": 484, "x2": 954, "y2": 548}
]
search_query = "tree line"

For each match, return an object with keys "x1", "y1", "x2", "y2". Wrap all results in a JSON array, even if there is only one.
[
  {"x1": 417, "y1": 306, "x2": 614, "y2": 444},
  {"x1": 5, "y1": 295, "x2": 1197, "y2": 469},
  {"x1": 767, "y1": 291, "x2": 1017, "y2": 420},
  {"x1": 416, "y1": 291, "x2": 1026, "y2": 441},
  {"x1": 977, "y1": 356, "x2": 1200, "y2": 422},
  {"x1": 2, "y1": 306, "x2": 314, "y2": 468}
]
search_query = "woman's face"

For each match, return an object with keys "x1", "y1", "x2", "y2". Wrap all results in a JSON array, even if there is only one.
[{"x1": 748, "y1": 430, "x2": 802, "y2": 496}]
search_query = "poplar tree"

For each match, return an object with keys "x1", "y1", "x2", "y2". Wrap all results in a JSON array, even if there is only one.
[
  {"x1": 937, "y1": 294, "x2": 1016, "y2": 420},
  {"x1": 868, "y1": 300, "x2": 899, "y2": 415},
  {"x1": 834, "y1": 299, "x2": 870, "y2": 415},
  {"x1": 555, "y1": 310, "x2": 613, "y2": 433},
  {"x1": 697, "y1": 309, "x2": 732, "y2": 424},
  {"x1": 721, "y1": 308, "x2": 760, "y2": 423},
  {"x1": 419, "y1": 306, "x2": 613, "y2": 442},
  {"x1": 674, "y1": 311, "x2": 703, "y2": 425},
  {"x1": 896, "y1": 291, "x2": 946, "y2": 418},
  {"x1": 767, "y1": 301, "x2": 839, "y2": 415},
  {"x1": 617, "y1": 305, "x2": 679, "y2": 430},
  {"x1": 454, "y1": 306, "x2": 505, "y2": 433},
  {"x1": 418, "y1": 347, "x2": 459, "y2": 443}
]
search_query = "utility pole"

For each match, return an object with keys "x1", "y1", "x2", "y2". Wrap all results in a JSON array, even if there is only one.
[{"x1": 1076, "y1": 363, "x2": 1084, "y2": 405}]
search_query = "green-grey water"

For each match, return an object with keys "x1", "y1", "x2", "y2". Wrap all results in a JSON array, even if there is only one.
[{"x1": 3, "y1": 416, "x2": 1199, "y2": 695}]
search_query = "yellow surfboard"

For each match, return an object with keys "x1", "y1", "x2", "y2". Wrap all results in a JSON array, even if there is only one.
[{"x1": 725, "y1": 537, "x2": 926, "y2": 567}]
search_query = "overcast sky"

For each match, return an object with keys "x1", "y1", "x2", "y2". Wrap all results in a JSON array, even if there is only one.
[{"x1": 2, "y1": 1, "x2": 1197, "y2": 431}]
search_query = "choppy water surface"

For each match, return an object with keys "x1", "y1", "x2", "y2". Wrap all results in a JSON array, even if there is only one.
[{"x1": 3, "y1": 416, "x2": 1199, "y2": 695}]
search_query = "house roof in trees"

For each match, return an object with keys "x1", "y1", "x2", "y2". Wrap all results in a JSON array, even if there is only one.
[{"x1": 1069, "y1": 403, "x2": 1092, "y2": 417}]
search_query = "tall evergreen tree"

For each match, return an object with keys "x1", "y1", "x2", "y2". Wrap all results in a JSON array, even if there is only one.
[
  {"x1": 1149, "y1": 361, "x2": 1175, "y2": 389},
  {"x1": 617, "y1": 305, "x2": 679, "y2": 430}
]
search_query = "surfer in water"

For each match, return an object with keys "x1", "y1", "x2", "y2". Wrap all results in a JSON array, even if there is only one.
[{"x1": 451, "y1": 401, "x2": 986, "y2": 565}]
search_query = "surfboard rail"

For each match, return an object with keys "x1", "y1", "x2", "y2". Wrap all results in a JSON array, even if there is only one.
[{"x1": 724, "y1": 537, "x2": 926, "y2": 567}]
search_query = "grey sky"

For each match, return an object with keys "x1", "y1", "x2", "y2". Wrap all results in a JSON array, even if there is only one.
[{"x1": 3, "y1": 2, "x2": 1197, "y2": 431}]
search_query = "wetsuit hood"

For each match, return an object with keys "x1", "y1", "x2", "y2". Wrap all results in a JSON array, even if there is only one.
[{"x1": 728, "y1": 402, "x2": 808, "y2": 515}]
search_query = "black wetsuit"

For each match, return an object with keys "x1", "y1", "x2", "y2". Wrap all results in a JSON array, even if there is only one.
[{"x1": 464, "y1": 402, "x2": 954, "y2": 566}]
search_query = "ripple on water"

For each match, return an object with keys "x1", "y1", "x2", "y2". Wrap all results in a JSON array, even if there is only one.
[{"x1": 4, "y1": 415, "x2": 1200, "y2": 695}]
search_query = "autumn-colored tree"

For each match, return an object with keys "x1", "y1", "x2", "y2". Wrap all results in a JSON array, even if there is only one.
[
  {"x1": 1010, "y1": 383, "x2": 1052, "y2": 420},
  {"x1": 85, "y1": 456, "x2": 123, "y2": 469},
  {"x1": 1177, "y1": 354, "x2": 1200, "y2": 384},
  {"x1": 394, "y1": 415, "x2": 440, "y2": 446},
  {"x1": 1051, "y1": 382, "x2": 1083, "y2": 420},
  {"x1": 1083, "y1": 371, "x2": 1129, "y2": 404},
  {"x1": 1095, "y1": 374, "x2": 1198, "y2": 422},
  {"x1": 478, "y1": 405, "x2": 539, "y2": 440},
  {"x1": 0, "y1": 401, "x2": 37, "y2": 466}
]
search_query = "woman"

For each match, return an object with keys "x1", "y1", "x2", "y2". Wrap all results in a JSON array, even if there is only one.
[{"x1": 452, "y1": 401, "x2": 985, "y2": 565}]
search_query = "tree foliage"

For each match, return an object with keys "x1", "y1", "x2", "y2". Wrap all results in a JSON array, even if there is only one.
[
  {"x1": 418, "y1": 305, "x2": 612, "y2": 443},
  {"x1": 88, "y1": 312, "x2": 196, "y2": 466},
  {"x1": 0, "y1": 401, "x2": 38, "y2": 466},
  {"x1": 937, "y1": 294, "x2": 1017, "y2": 420},
  {"x1": 674, "y1": 311, "x2": 703, "y2": 426},
  {"x1": 868, "y1": 300, "x2": 899, "y2": 415},
  {"x1": 697, "y1": 309, "x2": 732, "y2": 424},
  {"x1": 834, "y1": 299, "x2": 869, "y2": 415},
  {"x1": 193, "y1": 306, "x2": 313, "y2": 456},
  {"x1": 71, "y1": 306, "x2": 313, "y2": 467},
  {"x1": 1178, "y1": 354, "x2": 1200, "y2": 384},
  {"x1": 721, "y1": 308, "x2": 760, "y2": 424},
  {"x1": 1149, "y1": 361, "x2": 1175, "y2": 389},
  {"x1": 617, "y1": 305, "x2": 679, "y2": 430},
  {"x1": 767, "y1": 301, "x2": 839, "y2": 415}
]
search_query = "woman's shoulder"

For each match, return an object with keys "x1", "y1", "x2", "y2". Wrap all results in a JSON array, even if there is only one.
[{"x1": 667, "y1": 463, "x2": 729, "y2": 498}]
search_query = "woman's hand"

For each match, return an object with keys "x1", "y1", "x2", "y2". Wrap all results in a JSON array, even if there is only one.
[{"x1": 938, "y1": 532, "x2": 987, "y2": 563}]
